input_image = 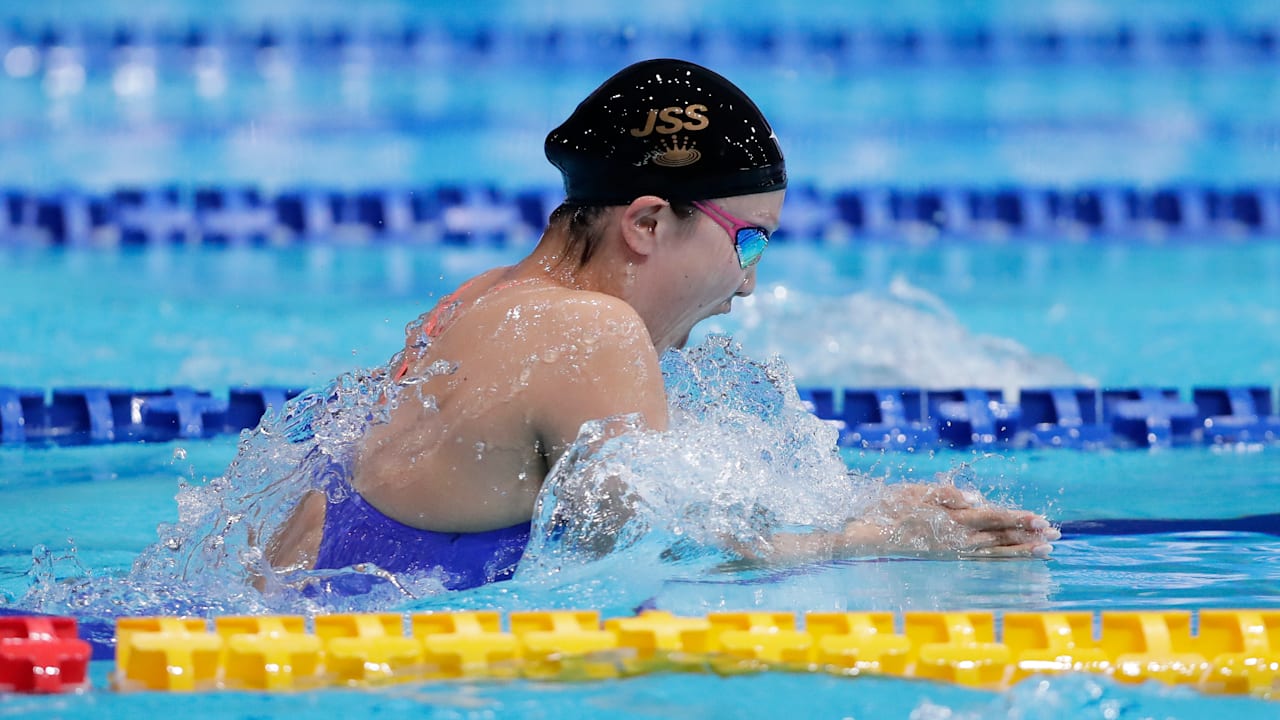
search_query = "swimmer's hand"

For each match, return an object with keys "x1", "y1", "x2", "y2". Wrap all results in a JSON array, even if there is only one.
[{"x1": 752, "y1": 483, "x2": 1059, "y2": 563}]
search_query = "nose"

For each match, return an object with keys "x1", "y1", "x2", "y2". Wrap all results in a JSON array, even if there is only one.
[{"x1": 735, "y1": 266, "x2": 757, "y2": 297}]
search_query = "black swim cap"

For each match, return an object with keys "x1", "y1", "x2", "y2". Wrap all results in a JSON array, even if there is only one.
[{"x1": 545, "y1": 58, "x2": 787, "y2": 205}]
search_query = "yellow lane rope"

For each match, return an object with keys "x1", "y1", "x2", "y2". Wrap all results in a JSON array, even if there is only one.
[{"x1": 104, "y1": 609, "x2": 1280, "y2": 698}]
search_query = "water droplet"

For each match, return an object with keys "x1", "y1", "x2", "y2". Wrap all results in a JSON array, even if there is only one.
[{"x1": 172, "y1": 447, "x2": 187, "y2": 461}]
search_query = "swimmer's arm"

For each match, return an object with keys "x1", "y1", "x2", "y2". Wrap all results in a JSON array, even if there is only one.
[
  {"x1": 739, "y1": 484, "x2": 1059, "y2": 563},
  {"x1": 528, "y1": 300, "x2": 669, "y2": 557}
]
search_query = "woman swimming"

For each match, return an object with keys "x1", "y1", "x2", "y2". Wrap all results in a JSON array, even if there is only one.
[{"x1": 265, "y1": 58, "x2": 1059, "y2": 590}]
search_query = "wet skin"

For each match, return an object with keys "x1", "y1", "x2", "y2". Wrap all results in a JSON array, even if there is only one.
[{"x1": 267, "y1": 190, "x2": 1058, "y2": 572}]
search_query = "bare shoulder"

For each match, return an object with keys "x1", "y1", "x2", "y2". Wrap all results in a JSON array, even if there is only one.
[
  {"x1": 505, "y1": 287, "x2": 669, "y2": 446},
  {"x1": 473, "y1": 283, "x2": 649, "y2": 352},
  {"x1": 536, "y1": 288, "x2": 651, "y2": 343},
  {"x1": 527, "y1": 289, "x2": 659, "y2": 378}
]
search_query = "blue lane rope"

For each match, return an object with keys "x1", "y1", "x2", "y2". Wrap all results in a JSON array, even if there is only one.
[
  {"x1": 4, "y1": 184, "x2": 1280, "y2": 247},
  {"x1": 0, "y1": 386, "x2": 304, "y2": 446},
  {"x1": 3, "y1": 20, "x2": 1279, "y2": 69},
  {"x1": 1058, "y1": 513, "x2": 1280, "y2": 537},
  {"x1": 1, "y1": 384, "x2": 1277, "y2": 450}
]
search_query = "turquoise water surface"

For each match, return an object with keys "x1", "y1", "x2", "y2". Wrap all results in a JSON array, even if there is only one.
[{"x1": 3, "y1": 1, "x2": 1280, "y2": 718}]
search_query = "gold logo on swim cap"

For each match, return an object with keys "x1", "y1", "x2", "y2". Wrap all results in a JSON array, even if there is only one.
[
  {"x1": 629, "y1": 104, "x2": 710, "y2": 138},
  {"x1": 653, "y1": 136, "x2": 701, "y2": 167}
]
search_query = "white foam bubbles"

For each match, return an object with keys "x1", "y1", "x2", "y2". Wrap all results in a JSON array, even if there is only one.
[
  {"x1": 699, "y1": 279, "x2": 1090, "y2": 395},
  {"x1": 517, "y1": 335, "x2": 877, "y2": 590}
]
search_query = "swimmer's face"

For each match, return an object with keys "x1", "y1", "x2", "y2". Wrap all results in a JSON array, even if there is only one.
[{"x1": 661, "y1": 189, "x2": 784, "y2": 350}]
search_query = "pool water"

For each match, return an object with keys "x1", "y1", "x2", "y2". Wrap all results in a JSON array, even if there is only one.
[
  {"x1": 2, "y1": 242, "x2": 1277, "y2": 390},
  {"x1": 6, "y1": 2, "x2": 1280, "y2": 190},
  {"x1": 6, "y1": 433, "x2": 1278, "y2": 611},
  {"x1": 3, "y1": 433, "x2": 1279, "y2": 718},
  {"x1": 3, "y1": 1, "x2": 1280, "y2": 717},
  {"x1": 2, "y1": 239, "x2": 1276, "y2": 715},
  {"x1": 7, "y1": 665, "x2": 1274, "y2": 720},
  {"x1": 6, "y1": 59, "x2": 1280, "y2": 189}
]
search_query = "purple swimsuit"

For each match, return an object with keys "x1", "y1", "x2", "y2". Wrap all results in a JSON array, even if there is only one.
[{"x1": 313, "y1": 484, "x2": 530, "y2": 592}]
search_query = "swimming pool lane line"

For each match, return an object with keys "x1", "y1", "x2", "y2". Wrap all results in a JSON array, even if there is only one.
[
  {"x1": 5, "y1": 183, "x2": 1280, "y2": 247},
  {"x1": 4, "y1": 384, "x2": 1276, "y2": 451},
  {"x1": 3, "y1": 608, "x2": 1280, "y2": 698},
  {"x1": 1057, "y1": 513, "x2": 1280, "y2": 537},
  {"x1": 7, "y1": 19, "x2": 1280, "y2": 72}
]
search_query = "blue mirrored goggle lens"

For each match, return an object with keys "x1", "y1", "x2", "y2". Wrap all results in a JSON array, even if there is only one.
[{"x1": 734, "y1": 229, "x2": 769, "y2": 268}]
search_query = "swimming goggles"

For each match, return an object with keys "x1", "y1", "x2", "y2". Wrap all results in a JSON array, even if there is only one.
[{"x1": 690, "y1": 199, "x2": 770, "y2": 269}]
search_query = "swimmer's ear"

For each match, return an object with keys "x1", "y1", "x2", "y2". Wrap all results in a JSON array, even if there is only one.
[{"x1": 618, "y1": 195, "x2": 667, "y2": 258}]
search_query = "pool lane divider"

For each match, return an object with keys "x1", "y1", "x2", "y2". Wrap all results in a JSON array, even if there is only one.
[
  {"x1": 4, "y1": 384, "x2": 1277, "y2": 451},
  {"x1": 807, "y1": 385, "x2": 1280, "y2": 450},
  {"x1": 6, "y1": 183, "x2": 1280, "y2": 247},
  {"x1": 0, "y1": 386, "x2": 304, "y2": 445},
  {"x1": 0, "y1": 616, "x2": 91, "y2": 693},
  {"x1": 3, "y1": 609, "x2": 1280, "y2": 698},
  {"x1": 1058, "y1": 513, "x2": 1280, "y2": 537},
  {"x1": 7, "y1": 20, "x2": 1280, "y2": 70}
]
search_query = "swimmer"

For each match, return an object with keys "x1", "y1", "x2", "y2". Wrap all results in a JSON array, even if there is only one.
[{"x1": 266, "y1": 59, "x2": 1058, "y2": 590}]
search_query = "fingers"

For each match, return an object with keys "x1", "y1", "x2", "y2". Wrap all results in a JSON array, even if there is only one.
[
  {"x1": 949, "y1": 506, "x2": 1038, "y2": 531},
  {"x1": 870, "y1": 482, "x2": 1061, "y2": 560},
  {"x1": 964, "y1": 527, "x2": 1053, "y2": 549},
  {"x1": 923, "y1": 484, "x2": 980, "y2": 510},
  {"x1": 959, "y1": 541, "x2": 1054, "y2": 559},
  {"x1": 922, "y1": 485, "x2": 1061, "y2": 539},
  {"x1": 955, "y1": 512, "x2": 1061, "y2": 558},
  {"x1": 945, "y1": 505, "x2": 1061, "y2": 540}
]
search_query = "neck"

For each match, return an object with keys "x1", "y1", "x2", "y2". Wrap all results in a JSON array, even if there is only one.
[
  {"x1": 519, "y1": 224, "x2": 676, "y2": 350},
  {"x1": 519, "y1": 226, "x2": 631, "y2": 295}
]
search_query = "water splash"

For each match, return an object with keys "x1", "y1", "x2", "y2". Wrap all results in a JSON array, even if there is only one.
[
  {"x1": 515, "y1": 336, "x2": 889, "y2": 599},
  {"x1": 17, "y1": 333, "x2": 1024, "y2": 622},
  {"x1": 18, "y1": 354, "x2": 438, "y2": 618},
  {"x1": 699, "y1": 279, "x2": 1091, "y2": 394}
]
